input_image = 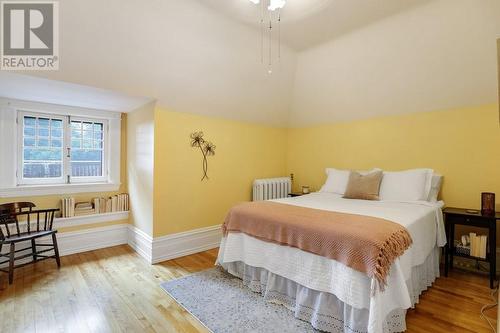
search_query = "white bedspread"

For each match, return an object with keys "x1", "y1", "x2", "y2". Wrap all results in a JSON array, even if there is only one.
[{"x1": 217, "y1": 192, "x2": 446, "y2": 333}]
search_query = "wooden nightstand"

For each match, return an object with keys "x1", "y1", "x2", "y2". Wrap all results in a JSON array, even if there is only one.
[{"x1": 443, "y1": 207, "x2": 500, "y2": 288}]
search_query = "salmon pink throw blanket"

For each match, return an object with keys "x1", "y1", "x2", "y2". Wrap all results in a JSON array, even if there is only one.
[{"x1": 222, "y1": 201, "x2": 412, "y2": 289}]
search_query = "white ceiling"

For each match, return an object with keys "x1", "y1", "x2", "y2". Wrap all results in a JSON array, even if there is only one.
[
  {"x1": 28, "y1": 0, "x2": 297, "y2": 126},
  {"x1": 198, "y1": 0, "x2": 432, "y2": 50}
]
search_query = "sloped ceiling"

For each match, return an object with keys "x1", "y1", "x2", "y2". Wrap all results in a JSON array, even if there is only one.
[
  {"x1": 289, "y1": 0, "x2": 500, "y2": 125},
  {"x1": 0, "y1": 72, "x2": 153, "y2": 112},
  {"x1": 22, "y1": 0, "x2": 500, "y2": 126},
  {"x1": 29, "y1": 0, "x2": 297, "y2": 126}
]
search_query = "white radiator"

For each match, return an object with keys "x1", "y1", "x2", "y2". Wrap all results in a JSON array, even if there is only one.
[{"x1": 253, "y1": 177, "x2": 291, "y2": 201}]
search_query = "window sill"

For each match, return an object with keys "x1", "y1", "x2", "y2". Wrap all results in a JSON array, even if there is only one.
[
  {"x1": 0, "y1": 182, "x2": 121, "y2": 198},
  {"x1": 7, "y1": 211, "x2": 129, "y2": 233}
]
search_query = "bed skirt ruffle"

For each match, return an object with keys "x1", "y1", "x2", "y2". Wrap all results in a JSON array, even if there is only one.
[{"x1": 221, "y1": 247, "x2": 440, "y2": 333}]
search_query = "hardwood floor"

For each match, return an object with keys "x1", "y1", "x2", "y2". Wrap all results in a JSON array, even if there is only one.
[{"x1": 0, "y1": 245, "x2": 496, "y2": 333}]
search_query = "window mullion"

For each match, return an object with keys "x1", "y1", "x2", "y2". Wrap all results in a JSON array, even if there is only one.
[{"x1": 64, "y1": 115, "x2": 71, "y2": 184}]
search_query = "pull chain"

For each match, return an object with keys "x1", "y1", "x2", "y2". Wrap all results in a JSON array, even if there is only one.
[
  {"x1": 260, "y1": 0, "x2": 264, "y2": 64},
  {"x1": 255, "y1": 0, "x2": 284, "y2": 74},
  {"x1": 278, "y1": 9, "x2": 281, "y2": 61},
  {"x1": 268, "y1": 10, "x2": 272, "y2": 74}
]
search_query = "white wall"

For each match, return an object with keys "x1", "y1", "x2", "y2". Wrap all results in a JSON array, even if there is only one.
[
  {"x1": 34, "y1": 0, "x2": 296, "y2": 126},
  {"x1": 127, "y1": 103, "x2": 155, "y2": 236},
  {"x1": 290, "y1": 0, "x2": 500, "y2": 126}
]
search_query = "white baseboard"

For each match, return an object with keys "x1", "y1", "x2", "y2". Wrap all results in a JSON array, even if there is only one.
[
  {"x1": 57, "y1": 224, "x2": 129, "y2": 256},
  {"x1": 127, "y1": 225, "x2": 153, "y2": 263},
  {"x1": 0, "y1": 224, "x2": 129, "y2": 268},
  {"x1": 126, "y1": 224, "x2": 221, "y2": 264},
  {"x1": 1, "y1": 223, "x2": 221, "y2": 269},
  {"x1": 151, "y1": 225, "x2": 221, "y2": 264}
]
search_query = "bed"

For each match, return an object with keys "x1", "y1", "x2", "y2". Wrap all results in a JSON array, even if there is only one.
[{"x1": 217, "y1": 191, "x2": 446, "y2": 333}]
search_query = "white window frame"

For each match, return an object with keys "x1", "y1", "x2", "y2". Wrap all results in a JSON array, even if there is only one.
[
  {"x1": 16, "y1": 111, "x2": 109, "y2": 185},
  {"x1": 0, "y1": 98, "x2": 121, "y2": 197},
  {"x1": 17, "y1": 111, "x2": 66, "y2": 185},
  {"x1": 66, "y1": 116, "x2": 109, "y2": 184}
]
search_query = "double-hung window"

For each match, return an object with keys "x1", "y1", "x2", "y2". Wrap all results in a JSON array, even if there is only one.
[{"x1": 18, "y1": 111, "x2": 108, "y2": 185}]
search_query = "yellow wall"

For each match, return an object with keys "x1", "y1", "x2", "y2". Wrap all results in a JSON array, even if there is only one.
[
  {"x1": 3, "y1": 102, "x2": 499, "y2": 244},
  {"x1": 287, "y1": 104, "x2": 500, "y2": 211},
  {"x1": 153, "y1": 104, "x2": 499, "y2": 238},
  {"x1": 153, "y1": 109, "x2": 287, "y2": 236},
  {"x1": 0, "y1": 114, "x2": 129, "y2": 232},
  {"x1": 497, "y1": 39, "x2": 500, "y2": 121}
]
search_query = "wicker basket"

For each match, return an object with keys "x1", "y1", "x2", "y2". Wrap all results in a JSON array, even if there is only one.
[{"x1": 455, "y1": 244, "x2": 470, "y2": 256}]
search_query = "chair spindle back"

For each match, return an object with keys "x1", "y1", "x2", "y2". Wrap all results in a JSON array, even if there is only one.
[{"x1": 0, "y1": 202, "x2": 57, "y2": 241}]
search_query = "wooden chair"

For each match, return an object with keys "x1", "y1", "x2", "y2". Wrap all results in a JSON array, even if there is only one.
[{"x1": 0, "y1": 202, "x2": 60, "y2": 284}]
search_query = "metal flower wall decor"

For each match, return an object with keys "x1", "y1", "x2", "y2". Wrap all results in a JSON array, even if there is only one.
[{"x1": 190, "y1": 131, "x2": 216, "y2": 181}]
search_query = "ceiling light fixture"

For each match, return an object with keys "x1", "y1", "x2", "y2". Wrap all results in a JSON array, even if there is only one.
[{"x1": 249, "y1": 0, "x2": 286, "y2": 74}]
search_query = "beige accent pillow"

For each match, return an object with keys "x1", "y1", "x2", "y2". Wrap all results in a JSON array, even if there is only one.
[{"x1": 343, "y1": 170, "x2": 383, "y2": 200}]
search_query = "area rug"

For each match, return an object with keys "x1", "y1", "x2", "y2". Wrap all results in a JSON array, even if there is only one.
[{"x1": 160, "y1": 267, "x2": 317, "y2": 333}]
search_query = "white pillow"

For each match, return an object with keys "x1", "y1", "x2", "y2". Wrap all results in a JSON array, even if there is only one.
[
  {"x1": 320, "y1": 169, "x2": 350, "y2": 194},
  {"x1": 379, "y1": 169, "x2": 434, "y2": 201},
  {"x1": 427, "y1": 174, "x2": 443, "y2": 202},
  {"x1": 320, "y1": 168, "x2": 381, "y2": 195}
]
